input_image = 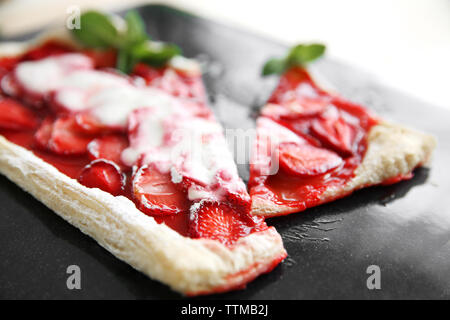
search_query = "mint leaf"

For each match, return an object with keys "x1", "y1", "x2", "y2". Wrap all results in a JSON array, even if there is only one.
[
  {"x1": 262, "y1": 43, "x2": 326, "y2": 76},
  {"x1": 287, "y1": 44, "x2": 325, "y2": 65},
  {"x1": 130, "y1": 41, "x2": 181, "y2": 67},
  {"x1": 72, "y1": 11, "x2": 120, "y2": 48},
  {"x1": 124, "y1": 10, "x2": 148, "y2": 46},
  {"x1": 262, "y1": 58, "x2": 287, "y2": 76},
  {"x1": 116, "y1": 49, "x2": 131, "y2": 73},
  {"x1": 71, "y1": 10, "x2": 183, "y2": 73}
]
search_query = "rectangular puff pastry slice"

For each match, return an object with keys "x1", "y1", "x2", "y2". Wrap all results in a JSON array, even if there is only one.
[
  {"x1": 249, "y1": 67, "x2": 436, "y2": 217},
  {"x1": 0, "y1": 30, "x2": 286, "y2": 296}
]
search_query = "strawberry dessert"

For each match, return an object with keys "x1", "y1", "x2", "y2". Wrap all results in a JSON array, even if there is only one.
[
  {"x1": 0, "y1": 40, "x2": 267, "y2": 244},
  {"x1": 250, "y1": 55, "x2": 434, "y2": 218},
  {"x1": 250, "y1": 66, "x2": 381, "y2": 216}
]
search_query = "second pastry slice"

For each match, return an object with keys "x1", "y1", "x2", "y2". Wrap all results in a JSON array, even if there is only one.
[{"x1": 249, "y1": 45, "x2": 436, "y2": 217}]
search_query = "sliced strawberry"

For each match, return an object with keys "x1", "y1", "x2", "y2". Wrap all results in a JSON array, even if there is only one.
[
  {"x1": 189, "y1": 201, "x2": 260, "y2": 246},
  {"x1": 157, "y1": 70, "x2": 205, "y2": 100},
  {"x1": 87, "y1": 134, "x2": 129, "y2": 168},
  {"x1": 278, "y1": 142, "x2": 343, "y2": 177},
  {"x1": 1, "y1": 72, "x2": 20, "y2": 97},
  {"x1": 35, "y1": 116, "x2": 93, "y2": 155},
  {"x1": 81, "y1": 49, "x2": 117, "y2": 69},
  {"x1": 0, "y1": 58, "x2": 19, "y2": 94},
  {"x1": 269, "y1": 67, "x2": 322, "y2": 104},
  {"x1": 1, "y1": 73, "x2": 45, "y2": 108},
  {"x1": 0, "y1": 98, "x2": 38, "y2": 130},
  {"x1": 22, "y1": 41, "x2": 73, "y2": 61},
  {"x1": 132, "y1": 63, "x2": 165, "y2": 84},
  {"x1": 49, "y1": 117, "x2": 93, "y2": 155},
  {"x1": 176, "y1": 173, "x2": 251, "y2": 213},
  {"x1": 225, "y1": 190, "x2": 252, "y2": 212},
  {"x1": 75, "y1": 111, "x2": 124, "y2": 135},
  {"x1": 75, "y1": 112, "x2": 105, "y2": 134},
  {"x1": 215, "y1": 170, "x2": 252, "y2": 211},
  {"x1": 0, "y1": 56, "x2": 19, "y2": 71},
  {"x1": 311, "y1": 114, "x2": 357, "y2": 156},
  {"x1": 265, "y1": 98, "x2": 328, "y2": 120},
  {"x1": 34, "y1": 117, "x2": 54, "y2": 149},
  {"x1": 132, "y1": 63, "x2": 205, "y2": 101},
  {"x1": 132, "y1": 165, "x2": 189, "y2": 215},
  {"x1": 0, "y1": 71, "x2": 8, "y2": 95},
  {"x1": 179, "y1": 175, "x2": 205, "y2": 191},
  {"x1": 126, "y1": 108, "x2": 144, "y2": 145},
  {"x1": 78, "y1": 159, "x2": 125, "y2": 195},
  {"x1": 47, "y1": 88, "x2": 89, "y2": 115}
]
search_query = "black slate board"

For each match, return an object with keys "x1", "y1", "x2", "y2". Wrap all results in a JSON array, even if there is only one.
[{"x1": 1, "y1": 4, "x2": 450, "y2": 299}]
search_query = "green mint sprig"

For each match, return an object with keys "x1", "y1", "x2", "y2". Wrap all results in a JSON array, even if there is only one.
[
  {"x1": 71, "y1": 10, "x2": 181, "y2": 73},
  {"x1": 262, "y1": 43, "x2": 326, "y2": 76}
]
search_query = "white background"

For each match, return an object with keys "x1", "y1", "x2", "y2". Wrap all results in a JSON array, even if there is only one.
[{"x1": 1, "y1": 0, "x2": 449, "y2": 110}]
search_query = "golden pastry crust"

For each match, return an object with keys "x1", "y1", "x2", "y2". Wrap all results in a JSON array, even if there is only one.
[
  {"x1": 0, "y1": 31, "x2": 286, "y2": 295},
  {"x1": 321, "y1": 121, "x2": 436, "y2": 199},
  {"x1": 251, "y1": 196, "x2": 298, "y2": 217}
]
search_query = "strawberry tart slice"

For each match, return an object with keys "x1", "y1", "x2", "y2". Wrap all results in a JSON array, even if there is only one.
[{"x1": 249, "y1": 45, "x2": 436, "y2": 217}]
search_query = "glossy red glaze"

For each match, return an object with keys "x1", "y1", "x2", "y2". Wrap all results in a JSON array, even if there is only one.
[{"x1": 249, "y1": 67, "x2": 380, "y2": 212}]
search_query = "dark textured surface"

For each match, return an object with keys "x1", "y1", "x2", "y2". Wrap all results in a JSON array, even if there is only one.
[{"x1": 1, "y1": 4, "x2": 450, "y2": 299}]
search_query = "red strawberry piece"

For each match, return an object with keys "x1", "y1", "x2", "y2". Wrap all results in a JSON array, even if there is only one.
[
  {"x1": 225, "y1": 191, "x2": 252, "y2": 212},
  {"x1": 132, "y1": 164, "x2": 188, "y2": 215},
  {"x1": 23, "y1": 41, "x2": 73, "y2": 61},
  {"x1": 78, "y1": 159, "x2": 126, "y2": 196},
  {"x1": 179, "y1": 175, "x2": 204, "y2": 191},
  {"x1": 269, "y1": 67, "x2": 320, "y2": 104},
  {"x1": 155, "y1": 70, "x2": 201, "y2": 99},
  {"x1": 0, "y1": 73, "x2": 19, "y2": 97},
  {"x1": 35, "y1": 116, "x2": 92, "y2": 155},
  {"x1": 311, "y1": 115, "x2": 357, "y2": 156},
  {"x1": 0, "y1": 57, "x2": 19, "y2": 72},
  {"x1": 126, "y1": 108, "x2": 146, "y2": 147},
  {"x1": 49, "y1": 117, "x2": 92, "y2": 155},
  {"x1": 214, "y1": 170, "x2": 252, "y2": 211},
  {"x1": 278, "y1": 142, "x2": 343, "y2": 177},
  {"x1": 47, "y1": 89, "x2": 89, "y2": 115},
  {"x1": 34, "y1": 117, "x2": 54, "y2": 149},
  {"x1": 132, "y1": 63, "x2": 205, "y2": 101},
  {"x1": 75, "y1": 111, "x2": 124, "y2": 135},
  {"x1": 0, "y1": 71, "x2": 7, "y2": 95},
  {"x1": 0, "y1": 98, "x2": 38, "y2": 130},
  {"x1": 296, "y1": 98, "x2": 329, "y2": 116},
  {"x1": 189, "y1": 201, "x2": 258, "y2": 246},
  {"x1": 2, "y1": 72, "x2": 46, "y2": 108},
  {"x1": 75, "y1": 112, "x2": 104, "y2": 134},
  {"x1": 87, "y1": 134, "x2": 129, "y2": 168},
  {"x1": 0, "y1": 58, "x2": 19, "y2": 94},
  {"x1": 75, "y1": 112, "x2": 106, "y2": 134},
  {"x1": 81, "y1": 49, "x2": 117, "y2": 69},
  {"x1": 274, "y1": 99, "x2": 329, "y2": 120},
  {"x1": 131, "y1": 63, "x2": 165, "y2": 84}
]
